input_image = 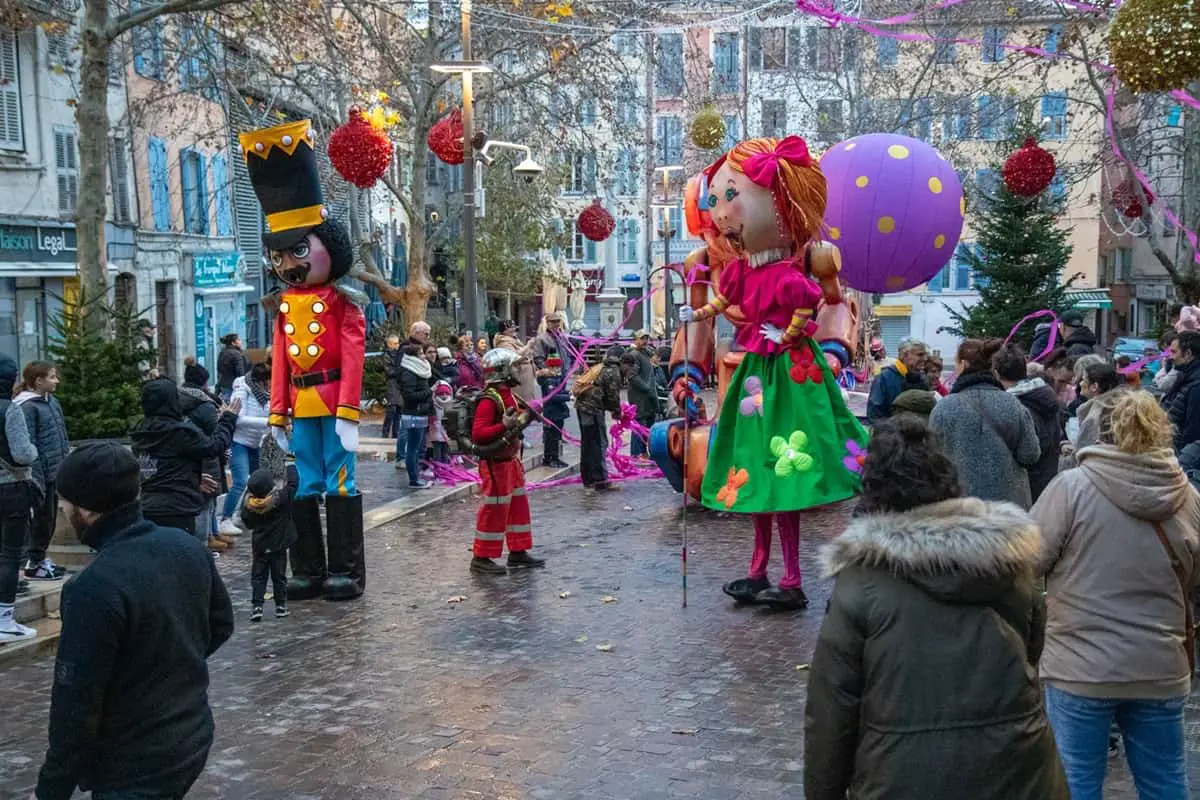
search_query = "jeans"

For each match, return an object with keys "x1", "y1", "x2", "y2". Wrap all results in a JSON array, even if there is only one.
[
  {"x1": 578, "y1": 411, "x2": 608, "y2": 487},
  {"x1": 191, "y1": 500, "x2": 215, "y2": 543},
  {"x1": 27, "y1": 479, "x2": 56, "y2": 565},
  {"x1": 400, "y1": 416, "x2": 428, "y2": 485},
  {"x1": 222, "y1": 442, "x2": 260, "y2": 519},
  {"x1": 251, "y1": 549, "x2": 288, "y2": 607},
  {"x1": 382, "y1": 404, "x2": 400, "y2": 438},
  {"x1": 1044, "y1": 684, "x2": 1189, "y2": 800},
  {"x1": 0, "y1": 482, "x2": 33, "y2": 604},
  {"x1": 543, "y1": 417, "x2": 566, "y2": 463}
]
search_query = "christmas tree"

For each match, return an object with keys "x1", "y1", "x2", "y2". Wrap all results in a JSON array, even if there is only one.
[
  {"x1": 47, "y1": 292, "x2": 155, "y2": 440},
  {"x1": 942, "y1": 123, "x2": 1079, "y2": 347}
]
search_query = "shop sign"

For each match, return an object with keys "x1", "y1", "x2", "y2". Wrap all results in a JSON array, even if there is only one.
[
  {"x1": 0, "y1": 224, "x2": 77, "y2": 263},
  {"x1": 193, "y1": 251, "x2": 244, "y2": 289}
]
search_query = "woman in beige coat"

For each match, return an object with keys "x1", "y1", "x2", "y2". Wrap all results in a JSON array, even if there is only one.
[
  {"x1": 1032, "y1": 390, "x2": 1199, "y2": 800},
  {"x1": 492, "y1": 319, "x2": 538, "y2": 404}
]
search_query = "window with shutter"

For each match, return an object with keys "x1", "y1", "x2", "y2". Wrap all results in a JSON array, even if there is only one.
[
  {"x1": 132, "y1": 1, "x2": 165, "y2": 80},
  {"x1": 877, "y1": 37, "x2": 899, "y2": 67},
  {"x1": 761, "y1": 100, "x2": 787, "y2": 138},
  {"x1": 109, "y1": 137, "x2": 132, "y2": 223},
  {"x1": 180, "y1": 148, "x2": 209, "y2": 235},
  {"x1": 761, "y1": 28, "x2": 786, "y2": 71},
  {"x1": 148, "y1": 137, "x2": 171, "y2": 231},
  {"x1": 713, "y1": 32, "x2": 739, "y2": 95},
  {"x1": 47, "y1": 28, "x2": 71, "y2": 68},
  {"x1": 722, "y1": 115, "x2": 739, "y2": 151},
  {"x1": 618, "y1": 219, "x2": 639, "y2": 264},
  {"x1": 211, "y1": 152, "x2": 233, "y2": 236},
  {"x1": 1041, "y1": 92, "x2": 1067, "y2": 139},
  {"x1": 655, "y1": 34, "x2": 683, "y2": 97},
  {"x1": 54, "y1": 127, "x2": 78, "y2": 215},
  {"x1": 747, "y1": 27, "x2": 762, "y2": 71},
  {"x1": 0, "y1": 31, "x2": 23, "y2": 151},
  {"x1": 655, "y1": 116, "x2": 682, "y2": 165}
]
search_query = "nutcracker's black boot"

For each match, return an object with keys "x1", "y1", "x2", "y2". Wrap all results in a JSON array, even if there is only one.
[
  {"x1": 322, "y1": 493, "x2": 365, "y2": 600},
  {"x1": 287, "y1": 495, "x2": 326, "y2": 601}
]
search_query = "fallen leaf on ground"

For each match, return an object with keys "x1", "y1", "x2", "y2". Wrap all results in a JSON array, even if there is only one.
[
  {"x1": 623, "y1": 505, "x2": 633, "y2": 511},
  {"x1": 595, "y1": 643, "x2": 613, "y2": 652},
  {"x1": 672, "y1": 728, "x2": 700, "y2": 735},
  {"x1": 559, "y1": 591, "x2": 572, "y2": 599},
  {"x1": 574, "y1": 635, "x2": 588, "y2": 643},
  {"x1": 446, "y1": 595, "x2": 467, "y2": 604},
  {"x1": 795, "y1": 663, "x2": 811, "y2": 671},
  {"x1": 601, "y1": 595, "x2": 617, "y2": 603}
]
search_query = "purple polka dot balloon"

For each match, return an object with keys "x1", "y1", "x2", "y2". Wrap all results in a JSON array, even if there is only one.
[{"x1": 820, "y1": 133, "x2": 964, "y2": 294}]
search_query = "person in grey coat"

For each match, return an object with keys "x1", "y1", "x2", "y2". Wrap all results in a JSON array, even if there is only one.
[
  {"x1": 13, "y1": 361, "x2": 70, "y2": 580},
  {"x1": 0, "y1": 355, "x2": 39, "y2": 642},
  {"x1": 929, "y1": 339, "x2": 1041, "y2": 508}
]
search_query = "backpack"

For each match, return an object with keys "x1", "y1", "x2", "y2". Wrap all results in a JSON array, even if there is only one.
[{"x1": 448, "y1": 387, "x2": 520, "y2": 458}]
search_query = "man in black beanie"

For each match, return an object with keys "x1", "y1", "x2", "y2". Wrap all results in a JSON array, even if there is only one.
[{"x1": 34, "y1": 442, "x2": 234, "y2": 800}]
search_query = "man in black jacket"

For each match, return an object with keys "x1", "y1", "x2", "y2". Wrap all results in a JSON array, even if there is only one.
[
  {"x1": 1164, "y1": 330, "x2": 1200, "y2": 452},
  {"x1": 130, "y1": 378, "x2": 238, "y2": 536},
  {"x1": 622, "y1": 331, "x2": 658, "y2": 458},
  {"x1": 34, "y1": 442, "x2": 234, "y2": 800}
]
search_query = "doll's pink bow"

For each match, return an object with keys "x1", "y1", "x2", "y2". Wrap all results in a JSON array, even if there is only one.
[{"x1": 742, "y1": 136, "x2": 814, "y2": 188}]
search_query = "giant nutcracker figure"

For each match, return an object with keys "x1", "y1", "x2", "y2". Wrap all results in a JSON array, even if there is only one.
[
  {"x1": 655, "y1": 136, "x2": 870, "y2": 610},
  {"x1": 239, "y1": 120, "x2": 367, "y2": 601}
]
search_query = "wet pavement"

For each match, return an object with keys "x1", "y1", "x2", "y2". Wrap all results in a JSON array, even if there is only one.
[{"x1": 1, "y1": 480, "x2": 1197, "y2": 798}]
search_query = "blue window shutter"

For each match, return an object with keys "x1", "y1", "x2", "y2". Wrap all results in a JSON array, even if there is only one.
[
  {"x1": 180, "y1": 149, "x2": 196, "y2": 231},
  {"x1": 149, "y1": 137, "x2": 170, "y2": 231},
  {"x1": 211, "y1": 153, "x2": 232, "y2": 236},
  {"x1": 1168, "y1": 106, "x2": 1182, "y2": 126},
  {"x1": 978, "y1": 96, "x2": 994, "y2": 139},
  {"x1": 196, "y1": 154, "x2": 208, "y2": 234},
  {"x1": 878, "y1": 37, "x2": 898, "y2": 66},
  {"x1": 722, "y1": 115, "x2": 740, "y2": 151},
  {"x1": 1045, "y1": 25, "x2": 1061, "y2": 54},
  {"x1": 747, "y1": 28, "x2": 762, "y2": 71},
  {"x1": 585, "y1": 236, "x2": 596, "y2": 262},
  {"x1": 928, "y1": 265, "x2": 943, "y2": 293}
]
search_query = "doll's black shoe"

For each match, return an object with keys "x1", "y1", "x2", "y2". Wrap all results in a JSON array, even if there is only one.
[{"x1": 722, "y1": 576, "x2": 771, "y2": 604}]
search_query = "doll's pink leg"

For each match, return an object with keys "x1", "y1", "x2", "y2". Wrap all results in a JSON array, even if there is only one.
[
  {"x1": 777, "y1": 511, "x2": 803, "y2": 590},
  {"x1": 749, "y1": 513, "x2": 773, "y2": 580}
]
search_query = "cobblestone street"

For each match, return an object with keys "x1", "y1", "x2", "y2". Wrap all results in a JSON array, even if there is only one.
[{"x1": 2, "y1": 480, "x2": 1198, "y2": 798}]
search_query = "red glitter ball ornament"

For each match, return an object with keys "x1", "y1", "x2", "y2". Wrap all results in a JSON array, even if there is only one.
[
  {"x1": 427, "y1": 109, "x2": 464, "y2": 165},
  {"x1": 1001, "y1": 137, "x2": 1057, "y2": 197},
  {"x1": 577, "y1": 199, "x2": 615, "y2": 242},
  {"x1": 328, "y1": 108, "x2": 394, "y2": 189},
  {"x1": 1112, "y1": 180, "x2": 1154, "y2": 218}
]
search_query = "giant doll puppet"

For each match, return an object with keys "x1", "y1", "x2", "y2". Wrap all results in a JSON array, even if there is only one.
[
  {"x1": 239, "y1": 120, "x2": 367, "y2": 601},
  {"x1": 676, "y1": 136, "x2": 870, "y2": 610}
]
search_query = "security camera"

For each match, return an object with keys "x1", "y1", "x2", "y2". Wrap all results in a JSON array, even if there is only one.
[{"x1": 513, "y1": 157, "x2": 544, "y2": 184}]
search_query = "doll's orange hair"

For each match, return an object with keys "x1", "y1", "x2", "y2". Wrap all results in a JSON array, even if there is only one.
[{"x1": 722, "y1": 137, "x2": 827, "y2": 248}]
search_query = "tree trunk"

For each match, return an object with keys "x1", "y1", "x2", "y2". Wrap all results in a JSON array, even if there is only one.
[
  {"x1": 76, "y1": 0, "x2": 112, "y2": 328},
  {"x1": 400, "y1": 126, "x2": 435, "y2": 326}
]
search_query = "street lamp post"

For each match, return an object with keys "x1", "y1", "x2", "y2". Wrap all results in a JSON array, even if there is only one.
[
  {"x1": 431, "y1": 0, "x2": 492, "y2": 340},
  {"x1": 652, "y1": 165, "x2": 683, "y2": 342}
]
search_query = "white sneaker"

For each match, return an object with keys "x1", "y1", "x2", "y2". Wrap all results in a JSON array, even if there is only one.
[
  {"x1": 0, "y1": 621, "x2": 36, "y2": 644},
  {"x1": 218, "y1": 518, "x2": 242, "y2": 536}
]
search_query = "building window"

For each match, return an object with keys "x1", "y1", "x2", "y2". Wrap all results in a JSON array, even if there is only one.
[
  {"x1": 1044, "y1": 24, "x2": 1061, "y2": 54},
  {"x1": 148, "y1": 136, "x2": 170, "y2": 230},
  {"x1": 617, "y1": 80, "x2": 641, "y2": 127},
  {"x1": 180, "y1": 148, "x2": 209, "y2": 235},
  {"x1": 1042, "y1": 91, "x2": 1067, "y2": 139},
  {"x1": 1115, "y1": 247, "x2": 1132, "y2": 281},
  {"x1": 946, "y1": 96, "x2": 973, "y2": 139},
  {"x1": 567, "y1": 221, "x2": 597, "y2": 262},
  {"x1": 614, "y1": 148, "x2": 639, "y2": 196},
  {"x1": 722, "y1": 114, "x2": 740, "y2": 151},
  {"x1": 564, "y1": 150, "x2": 596, "y2": 194},
  {"x1": 975, "y1": 168, "x2": 999, "y2": 202},
  {"x1": 914, "y1": 97, "x2": 932, "y2": 140},
  {"x1": 655, "y1": 116, "x2": 682, "y2": 165},
  {"x1": 713, "y1": 32, "x2": 739, "y2": 95},
  {"x1": 953, "y1": 243, "x2": 973, "y2": 290},
  {"x1": 978, "y1": 96, "x2": 1001, "y2": 140},
  {"x1": 132, "y1": 2, "x2": 165, "y2": 81},
  {"x1": 927, "y1": 263, "x2": 948, "y2": 293},
  {"x1": 655, "y1": 33, "x2": 683, "y2": 98},
  {"x1": 982, "y1": 27, "x2": 1005, "y2": 62},
  {"x1": 748, "y1": 27, "x2": 803, "y2": 71},
  {"x1": 816, "y1": 99, "x2": 843, "y2": 141},
  {"x1": 425, "y1": 150, "x2": 439, "y2": 185},
  {"x1": 761, "y1": 99, "x2": 787, "y2": 138},
  {"x1": 806, "y1": 27, "x2": 840, "y2": 72},
  {"x1": 0, "y1": 31, "x2": 23, "y2": 151},
  {"x1": 54, "y1": 127, "x2": 78, "y2": 215},
  {"x1": 934, "y1": 37, "x2": 956, "y2": 64},
  {"x1": 549, "y1": 88, "x2": 568, "y2": 124},
  {"x1": 762, "y1": 28, "x2": 787, "y2": 70},
  {"x1": 579, "y1": 98, "x2": 597, "y2": 125},
  {"x1": 613, "y1": 33, "x2": 639, "y2": 57},
  {"x1": 46, "y1": 27, "x2": 71, "y2": 68},
  {"x1": 618, "y1": 218, "x2": 639, "y2": 264},
  {"x1": 877, "y1": 37, "x2": 899, "y2": 67},
  {"x1": 109, "y1": 137, "x2": 133, "y2": 224},
  {"x1": 1048, "y1": 174, "x2": 1066, "y2": 206}
]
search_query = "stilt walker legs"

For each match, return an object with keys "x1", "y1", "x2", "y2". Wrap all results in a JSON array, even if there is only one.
[
  {"x1": 748, "y1": 513, "x2": 773, "y2": 581},
  {"x1": 777, "y1": 510, "x2": 802, "y2": 591}
]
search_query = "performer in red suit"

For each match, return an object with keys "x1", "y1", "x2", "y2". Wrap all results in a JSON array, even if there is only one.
[
  {"x1": 470, "y1": 349, "x2": 546, "y2": 575},
  {"x1": 239, "y1": 120, "x2": 367, "y2": 601}
]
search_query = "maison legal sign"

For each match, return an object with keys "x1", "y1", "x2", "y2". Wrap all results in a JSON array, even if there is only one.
[{"x1": 0, "y1": 224, "x2": 77, "y2": 263}]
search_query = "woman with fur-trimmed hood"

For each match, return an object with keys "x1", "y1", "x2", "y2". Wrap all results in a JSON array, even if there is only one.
[{"x1": 804, "y1": 415, "x2": 1067, "y2": 800}]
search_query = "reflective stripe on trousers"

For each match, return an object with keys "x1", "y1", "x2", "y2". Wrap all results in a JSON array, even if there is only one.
[{"x1": 473, "y1": 458, "x2": 533, "y2": 558}]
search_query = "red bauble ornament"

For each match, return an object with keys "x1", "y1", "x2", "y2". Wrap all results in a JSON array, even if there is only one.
[
  {"x1": 328, "y1": 108, "x2": 394, "y2": 189},
  {"x1": 1112, "y1": 180, "x2": 1155, "y2": 218},
  {"x1": 1001, "y1": 137, "x2": 1057, "y2": 197},
  {"x1": 427, "y1": 109, "x2": 464, "y2": 165},
  {"x1": 577, "y1": 199, "x2": 615, "y2": 242}
]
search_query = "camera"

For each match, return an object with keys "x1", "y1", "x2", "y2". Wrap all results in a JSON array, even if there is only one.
[{"x1": 512, "y1": 157, "x2": 544, "y2": 184}]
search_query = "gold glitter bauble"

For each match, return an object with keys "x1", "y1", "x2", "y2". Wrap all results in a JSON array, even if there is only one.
[
  {"x1": 1109, "y1": 0, "x2": 1200, "y2": 93},
  {"x1": 690, "y1": 106, "x2": 726, "y2": 151}
]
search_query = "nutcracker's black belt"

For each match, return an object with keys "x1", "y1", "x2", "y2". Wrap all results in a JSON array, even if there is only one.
[{"x1": 291, "y1": 368, "x2": 341, "y2": 388}]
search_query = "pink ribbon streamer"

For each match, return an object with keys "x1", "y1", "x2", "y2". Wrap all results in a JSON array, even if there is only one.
[{"x1": 1004, "y1": 309, "x2": 1060, "y2": 362}]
